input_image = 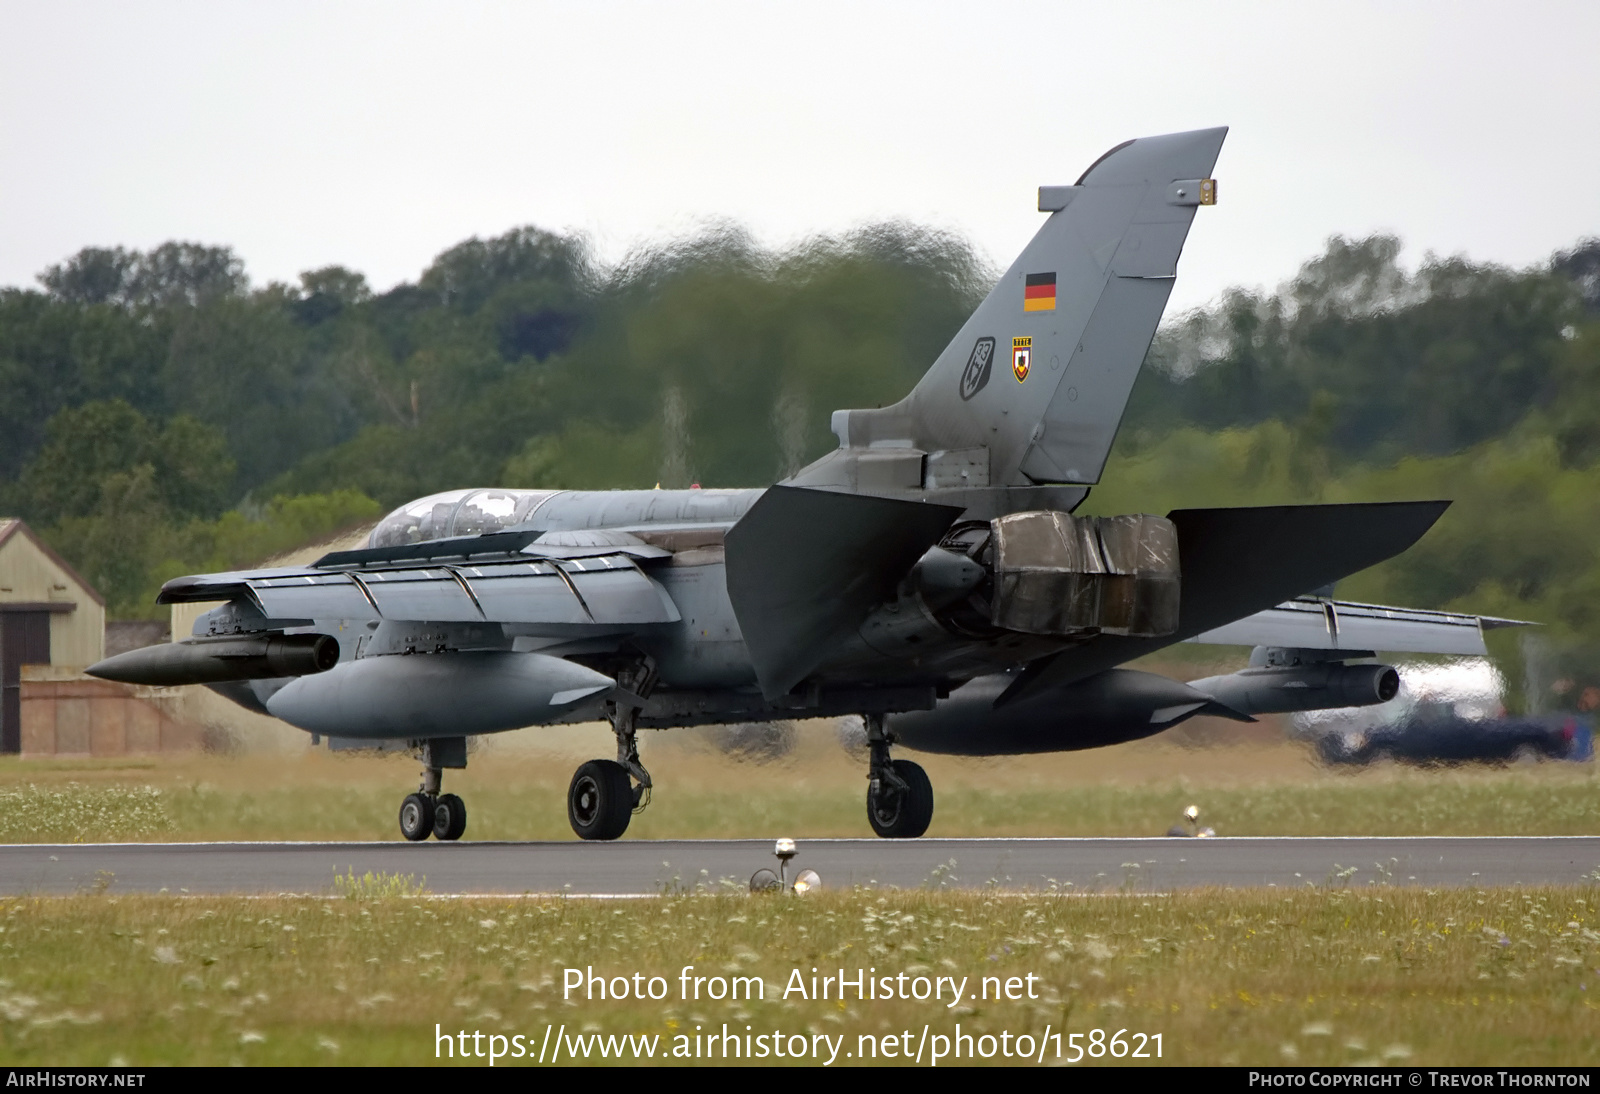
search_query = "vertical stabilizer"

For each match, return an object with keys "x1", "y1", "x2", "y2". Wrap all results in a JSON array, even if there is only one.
[{"x1": 790, "y1": 127, "x2": 1226, "y2": 498}]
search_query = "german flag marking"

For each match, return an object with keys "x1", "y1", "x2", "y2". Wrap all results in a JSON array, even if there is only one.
[{"x1": 1023, "y1": 271, "x2": 1056, "y2": 312}]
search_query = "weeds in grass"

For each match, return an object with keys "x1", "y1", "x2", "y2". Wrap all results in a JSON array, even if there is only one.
[
  {"x1": 0, "y1": 784, "x2": 172, "y2": 843},
  {"x1": 1327, "y1": 864, "x2": 1360, "y2": 887},
  {"x1": 332, "y1": 869, "x2": 426, "y2": 900}
]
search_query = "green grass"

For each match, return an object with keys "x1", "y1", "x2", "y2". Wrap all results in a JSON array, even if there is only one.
[
  {"x1": 1, "y1": 888, "x2": 1596, "y2": 1066},
  {"x1": 0, "y1": 783, "x2": 174, "y2": 843}
]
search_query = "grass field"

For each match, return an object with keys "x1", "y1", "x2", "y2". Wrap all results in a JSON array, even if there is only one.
[
  {"x1": 1, "y1": 886, "x2": 1596, "y2": 1067},
  {"x1": 2, "y1": 721, "x2": 1596, "y2": 843}
]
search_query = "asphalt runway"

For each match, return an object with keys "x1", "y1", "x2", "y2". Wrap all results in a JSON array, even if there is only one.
[{"x1": 3, "y1": 836, "x2": 1598, "y2": 895}]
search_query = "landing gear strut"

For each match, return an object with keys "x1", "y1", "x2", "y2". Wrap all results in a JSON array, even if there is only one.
[
  {"x1": 863, "y1": 714, "x2": 933, "y2": 838},
  {"x1": 399, "y1": 737, "x2": 468, "y2": 842},
  {"x1": 568, "y1": 662, "x2": 656, "y2": 841}
]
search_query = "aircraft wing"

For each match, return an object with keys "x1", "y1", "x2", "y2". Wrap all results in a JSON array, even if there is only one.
[
  {"x1": 157, "y1": 551, "x2": 679, "y2": 627},
  {"x1": 1185, "y1": 597, "x2": 1531, "y2": 657}
]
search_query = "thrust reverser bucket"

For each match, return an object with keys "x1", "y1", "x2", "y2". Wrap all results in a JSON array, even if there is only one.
[{"x1": 989, "y1": 511, "x2": 1179, "y2": 637}]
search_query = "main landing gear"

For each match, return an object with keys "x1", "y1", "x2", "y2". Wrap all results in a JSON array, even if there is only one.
[
  {"x1": 862, "y1": 713, "x2": 933, "y2": 838},
  {"x1": 398, "y1": 737, "x2": 468, "y2": 842},
  {"x1": 559, "y1": 669, "x2": 934, "y2": 840},
  {"x1": 568, "y1": 663, "x2": 655, "y2": 841}
]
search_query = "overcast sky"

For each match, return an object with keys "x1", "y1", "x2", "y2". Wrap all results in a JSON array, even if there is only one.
[{"x1": 2, "y1": 1, "x2": 1596, "y2": 315}]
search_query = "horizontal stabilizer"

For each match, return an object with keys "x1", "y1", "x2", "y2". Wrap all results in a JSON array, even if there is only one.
[
  {"x1": 1187, "y1": 596, "x2": 1532, "y2": 656},
  {"x1": 998, "y1": 500, "x2": 1450, "y2": 705},
  {"x1": 725, "y1": 486, "x2": 963, "y2": 699}
]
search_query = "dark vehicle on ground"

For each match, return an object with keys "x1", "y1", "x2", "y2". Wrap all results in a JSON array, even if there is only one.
[{"x1": 1316, "y1": 702, "x2": 1593, "y2": 766}]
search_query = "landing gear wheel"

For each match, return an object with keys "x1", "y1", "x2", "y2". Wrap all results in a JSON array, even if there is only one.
[
  {"x1": 867, "y1": 759, "x2": 934, "y2": 838},
  {"x1": 568, "y1": 759, "x2": 634, "y2": 841},
  {"x1": 433, "y1": 793, "x2": 467, "y2": 841},
  {"x1": 399, "y1": 792, "x2": 434, "y2": 842}
]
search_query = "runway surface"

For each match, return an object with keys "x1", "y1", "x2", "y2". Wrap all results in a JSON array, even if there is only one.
[{"x1": 3, "y1": 837, "x2": 1599, "y2": 895}]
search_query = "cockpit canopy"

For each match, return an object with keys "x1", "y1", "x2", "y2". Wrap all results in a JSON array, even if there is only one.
[{"x1": 368, "y1": 488, "x2": 558, "y2": 548}]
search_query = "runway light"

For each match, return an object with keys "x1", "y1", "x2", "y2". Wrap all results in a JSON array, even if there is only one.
[{"x1": 756, "y1": 839, "x2": 807, "y2": 895}]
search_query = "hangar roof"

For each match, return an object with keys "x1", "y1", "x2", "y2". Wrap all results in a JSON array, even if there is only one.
[{"x1": 0, "y1": 519, "x2": 105, "y2": 607}]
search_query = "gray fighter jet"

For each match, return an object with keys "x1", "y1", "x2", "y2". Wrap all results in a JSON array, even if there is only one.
[{"x1": 89, "y1": 128, "x2": 1522, "y2": 841}]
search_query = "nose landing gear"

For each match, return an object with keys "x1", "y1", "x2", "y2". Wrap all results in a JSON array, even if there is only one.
[
  {"x1": 399, "y1": 792, "x2": 433, "y2": 842},
  {"x1": 398, "y1": 737, "x2": 469, "y2": 842},
  {"x1": 433, "y1": 793, "x2": 467, "y2": 840}
]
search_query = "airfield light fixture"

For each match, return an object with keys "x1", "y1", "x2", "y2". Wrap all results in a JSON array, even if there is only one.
[
  {"x1": 751, "y1": 838, "x2": 817, "y2": 894},
  {"x1": 773, "y1": 838, "x2": 796, "y2": 891}
]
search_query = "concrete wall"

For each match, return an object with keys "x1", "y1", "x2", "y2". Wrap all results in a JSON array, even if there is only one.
[{"x1": 19, "y1": 666, "x2": 204, "y2": 756}]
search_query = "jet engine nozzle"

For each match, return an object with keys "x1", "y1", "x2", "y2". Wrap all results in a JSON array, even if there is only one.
[
  {"x1": 912, "y1": 546, "x2": 986, "y2": 611},
  {"x1": 87, "y1": 633, "x2": 340, "y2": 687},
  {"x1": 1187, "y1": 662, "x2": 1400, "y2": 716}
]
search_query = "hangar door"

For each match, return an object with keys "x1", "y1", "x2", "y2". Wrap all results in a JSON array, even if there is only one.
[{"x1": 0, "y1": 611, "x2": 51, "y2": 754}]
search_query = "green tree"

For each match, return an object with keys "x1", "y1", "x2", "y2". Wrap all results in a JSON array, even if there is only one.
[
  {"x1": 15, "y1": 400, "x2": 235, "y2": 525},
  {"x1": 1125, "y1": 235, "x2": 1582, "y2": 464}
]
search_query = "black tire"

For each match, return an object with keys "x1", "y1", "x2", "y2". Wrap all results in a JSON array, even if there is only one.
[
  {"x1": 867, "y1": 758, "x2": 934, "y2": 838},
  {"x1": 399, "y1": 793, "x2": 434, "y2": 841},
  {"x1": 568, "y1": 760, "x2": 634, "y2": 841},
  {"x1": 433, "y1": 793, "x2": 467, "y2": 841}
]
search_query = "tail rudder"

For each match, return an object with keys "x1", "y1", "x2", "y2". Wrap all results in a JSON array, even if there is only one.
[{"x1": 791, "y1": 127, "x2": 1226, "y2": 499}]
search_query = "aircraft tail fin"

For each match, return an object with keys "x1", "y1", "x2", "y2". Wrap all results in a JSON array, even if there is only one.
[{"x1": 789, "y1": 127, "x2": 1226, "y2": 504}]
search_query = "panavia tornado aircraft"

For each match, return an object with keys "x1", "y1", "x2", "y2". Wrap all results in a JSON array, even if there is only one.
[{"x1": 89, "y1": 127, "x2": 1522, "y2": 842}]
